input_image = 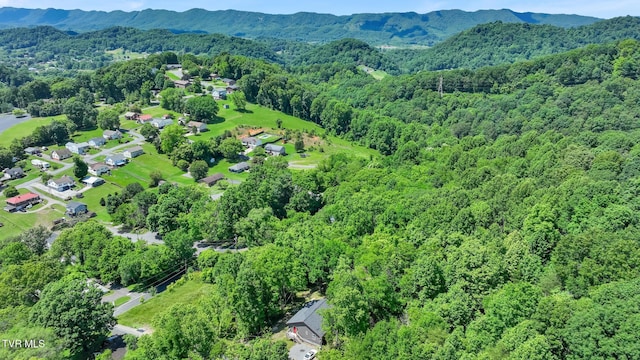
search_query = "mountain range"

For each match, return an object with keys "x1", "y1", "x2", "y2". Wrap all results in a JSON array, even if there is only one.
[{"x1": 0, "y1": 7, "x2": 601, "y2": 45}]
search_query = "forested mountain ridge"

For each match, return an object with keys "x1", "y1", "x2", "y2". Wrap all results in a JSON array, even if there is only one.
[
  {"x1": 2, "y1": 32, "x2": 640, "y2": 359},
  {"x1": 0, "y1": 7, "x2": 600, "y2": 45},
  {"x1": 389, "y1": 16, "x2": 640, "y2": 72}
]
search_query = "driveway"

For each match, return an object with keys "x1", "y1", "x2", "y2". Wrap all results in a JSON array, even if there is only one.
[{"x1": 289, "y1": 343, "x2": 317, "y2": 360}]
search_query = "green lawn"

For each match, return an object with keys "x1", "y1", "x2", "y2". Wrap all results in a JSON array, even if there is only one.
[
  {"x1": 0, "y1": 203, "x2": 65, "y2": 241},
  {"x1": 117, "y1": 276, "x2": 214, "y2": 329},
  {"x1": 114, "y1": 296, "x2": 131, "y2": 307},
  {"x1": 81, "y1": 182, "x2": 122, "y2": 222},
  {"x1": 103, "y1": 143, "x2": 192, "y2": 187},
  {"x1": 0, "y1": 115, "x2": 65, "y2": 147}
]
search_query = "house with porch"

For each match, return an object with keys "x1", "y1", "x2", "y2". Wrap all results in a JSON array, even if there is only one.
[
  {"x1": 51, "y1": 148, "x2": 73, "y2": 160},
  {"x1": 66, "y1": 142, "x2": 90, "y2": 155},
  {"x1": 105, "y1": 154, "x2": 127, "y2": 167},
  {"x1": 265, "y1": 144, "x2": 287, "y2": 156},
  {"x1": 103, "y1": 130, "x2": 123, "y2": 140},
  {"x1": 123, "y1": 146, "x2": 144, "y2": 159},
  {"x1": 88, "y1": 163, "x2": 110, "y2": 176}
]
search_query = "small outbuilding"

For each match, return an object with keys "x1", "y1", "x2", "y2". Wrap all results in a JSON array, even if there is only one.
[{"x1": 199, "y1": 173, "x2": 224, "y2": 187}]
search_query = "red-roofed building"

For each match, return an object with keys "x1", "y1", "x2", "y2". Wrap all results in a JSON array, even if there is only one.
[
  {"x1": 137, "y1": 114, "x2": 153, "y2": 124},
  {"x1": 5, "y1": 192, "x2": 41, "y2": 212}
]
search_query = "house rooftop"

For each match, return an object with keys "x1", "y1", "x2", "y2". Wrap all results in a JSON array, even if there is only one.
[
  {"x1": 66, "y1": 201, "x2": 86, "y2": 209},
  {"x1": 6, "y1": 192, "x2": 39, "y2": 204},
  {"x1": 286, "y1": 298, "x2": 330, "y2": 338}
]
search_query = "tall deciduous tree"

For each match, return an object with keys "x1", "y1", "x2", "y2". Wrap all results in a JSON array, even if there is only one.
[
  {"x1": 97, "y1": 108, "x2": 121, "y2": 130},
  {"x1": 29, "y1": 276, "x2": 115, "y2": 353},
  {"x1": 73, "y1": 156, "x2": 88, "y2": 179},
  {"x1": 185, "y1": 95, "x2": 219, "y2": 122}
]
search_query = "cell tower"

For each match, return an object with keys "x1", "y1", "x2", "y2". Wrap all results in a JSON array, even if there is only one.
[{"x1": 438, "y1": 75, "x2": 443, "y2": 98}]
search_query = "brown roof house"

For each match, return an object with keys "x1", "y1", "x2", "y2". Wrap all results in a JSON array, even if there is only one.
[{"x1": 199, "y1": 173, "x2": 224, "y2": 187}]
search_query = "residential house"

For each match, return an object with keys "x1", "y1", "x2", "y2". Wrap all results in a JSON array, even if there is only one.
[
  {"x1": 241, "y1": 137, "x2": 263, "y2": 148},
  {"x1": 105, "y1": 154, "x2": 127, "y2": 167},
  {"x1": 174, "y1": 80, "x2": 190, "y2": 88},
  {"x1": 186, "y1": 121, "x2": 208, "y2": 133},
  {"x1": 265, "y1": 144, "x2": 287, "y2": 156},
  {"x1": 4, "y1": 192, "x2": 40, "y2": 212},
  {"x1": 103, "y1": 130, "x2": 123, "y2": 140},
  {"x1": 221, "y1": 78, "x2": 236, "y2": 86},
  {"x1": 47, "y1": 175, "x2": 75, "y2": 192},
  {"x1": 124, "y1": 112, "x2": 139, "y2": 120},
  {"x1": 31, "y1": 159, "x2": 50, "y2": 169},
  {"x1": 166, "y1": 64, "x2": 182, "y2": 70},
  {"x1": 286, "y1": 299, "x2": 330, "y2": 346},
  {"x1": 88, "y1": 163, "x2": 110, "y2": 176},
  {"x1": 88, "y1": 137, "x2": 106, "y2": 147},
  {"x1": 226, "y1": 84, "x2": 239, "y2": 93},
  {"x1": 212, "y1": 89, "x2": 227, "y2": 100},
  {"x1": 82, "y1": 176, "x2": 105, "y2": 187},
  {"x1": 24, "y1": 147, "x2": 41, "y2": 156},
  {"x1": 123, "y1": 146, "x2": 144, "y2": 159},
  {"x1": 51, "y1": 148, "x2": 73, "y2": 160},
  {"x1": 65, "y1": 142, "x2": 90, "y2": 155},
  {"x1": 229, "y1": 162, "x2": 250, "y2": 173},
  {"x1": 199, "y1": 173, "x2": 224, "y2": 187},
  {"x1": 4, "y1": 167, "x2": 25, "y2": 179},
  {"x1": 137, "y1": 114, "x2": 153, "y2": 124},
  {"x1": 151, "y1": 118, "x2": 173, "y2": 129},
  {"x1": 66, "y1": 201, "x2": 87, "y2": 216}
]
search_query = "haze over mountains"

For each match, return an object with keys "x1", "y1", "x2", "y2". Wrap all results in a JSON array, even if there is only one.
[{"x1": 0, "y1": 7, "x2": 601, "y2": 45}]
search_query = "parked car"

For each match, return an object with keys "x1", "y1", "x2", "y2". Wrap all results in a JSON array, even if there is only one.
[
  {"x1": 304, "y1": 350, "x2": 317, "y2": 360},
  {"x1": 75, "y1": 193, "x2": 84, "y2": 198}
]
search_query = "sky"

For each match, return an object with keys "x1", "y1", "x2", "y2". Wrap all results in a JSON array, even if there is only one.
[{"x1": 0, "y1": 0, "x2": 638, "y2": 19}]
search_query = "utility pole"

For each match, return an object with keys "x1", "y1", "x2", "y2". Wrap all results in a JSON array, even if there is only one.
[{"x1": 438, "y1": 75, "x2": 444, "y2": 98}]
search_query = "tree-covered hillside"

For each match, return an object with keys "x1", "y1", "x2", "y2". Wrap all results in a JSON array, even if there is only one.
[
  {"x1": 2, "y1": 33, "x2": 640, "y2": 359},
  {"x1": 0, "y1": 7, "x2": 599, "y2": 45},
  {"x1": 389, "y1": 16, "x2": 640, "y2": 72}
]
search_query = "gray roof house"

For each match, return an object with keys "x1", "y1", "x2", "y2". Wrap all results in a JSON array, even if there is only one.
[
  {"x1": 105, "y1": 154, "x2": 127, "y2": 166},
  {"x1": 228, "y1": 162, "x2": 250, "y2": 173},
  {"x1": 66, "y1": 201, "x2": 87, "y2": 216},
  {"x1": 51, "y1": 148, "x2": 73, "y2": 160},
  {"x1": 47, "y1": 175, "x2": 75, "y2": 192},
  {"x1": 187, "y1": 121, "x2": 208, "y2": 133},
  {"x1": 286, "y1": 299, "x2": 330, "y2": 346},
  {"x1": 66, "y1": 142, "x2": 90, "y2": 155},
  {"x1": 123, "y1": 146, "x2": 144, "y2": 159},
  {"x1": 265, "y1": 144, "x2": 286, "y2": 156},
  {"x1": 24, "y1": 147, "x2": 41, "y2": 155},
  {"x1": 103, "y1": 130, "x2": 123, "y2": 140},
  {"x1": 88, "y1": 137, "x2": 106, "y2": 147},
  {"x1": 4, "y1": 167, "x2": 25, "y2": 179},
  {"x1": 241, "y1": 137, "x2": 262, "y2": 148},
  {"x1": 151, "y1": 118, "x2": 173, "y2": 129},
  {"x1": 88, "y1": 162, "x2": 110, "y2": 176}
]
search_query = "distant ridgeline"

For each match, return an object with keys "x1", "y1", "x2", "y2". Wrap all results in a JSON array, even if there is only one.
[
  {"x1": 1, "y1": 12, "x2": 640, "y2": 74},
  {"x1": 0, "y1": 7, "x2": 600, "y2": 46}
]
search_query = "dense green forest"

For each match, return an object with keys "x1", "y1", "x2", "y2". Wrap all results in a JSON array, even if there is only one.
[
  {"x1": 2, "y1": 21, "x2": 640, "y2": 359},
  {"x1": 4, "y1": 16, "x2": 640, "y2": 77},
  {"x1": 0, "y1": 7, "x2": 599, "y2": 45}
]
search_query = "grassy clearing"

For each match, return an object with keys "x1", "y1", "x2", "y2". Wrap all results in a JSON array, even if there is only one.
[
  {"x1": 0, "y1": 115, "x2": 65, "y2": 147},
  {"x1": 114, "y1": 296, "x2": 131, "y2": 307},
  {"x1": 117, "y1": 275, "x2": 213, "y2": 329},
  {"x1": 81, "y1": 182, "x2": 122, "y2": 222},
  {"x1": 0, "y1": 203, "x2": 65, "y2": 241}
]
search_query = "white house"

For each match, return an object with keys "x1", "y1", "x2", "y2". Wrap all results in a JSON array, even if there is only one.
[
  {"x1": 103, "y1": 130, "x2": 123, "y2": 140},
  {"x1": 88, "y1": 163, "x2": 110, "y2": 176},
  {"x1": 151, "y1": 118, "x2": 173, "y2": 129},
  {"x1": 241, "y1": 137, "x2": 263, "y2": 149},
  {"x1": 123, "y1": 146, "x2": 144, "y2": 159},
  {"x1": 105, "y1": 154, "x2": 127, "y2": 166},
  {"x1": 47, "y1": 175, "x2": 75, "y2": 192},
  {"x1": 88, "y1": 137, "x2": 106, "y2": 147},
  {"x1": 186, "y1": 121, "x2": 208, "y2": 133},
  {"x1": 65, "y1": 142, "x2": 90, "y2": 155},
  {"x1": 265, "y1": 144, "x2": 287, "y2": 156}
]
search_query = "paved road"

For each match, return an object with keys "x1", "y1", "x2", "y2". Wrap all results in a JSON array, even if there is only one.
[
  {"x1": 0, "y1": 113, "x2": 32, "y2": 134},
  {"x1": 112, "y1": 324, "x2": 152, "y2": 337},
  {"x1": 289, "y1": 344, "x2": 317, "y2": 360}
]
